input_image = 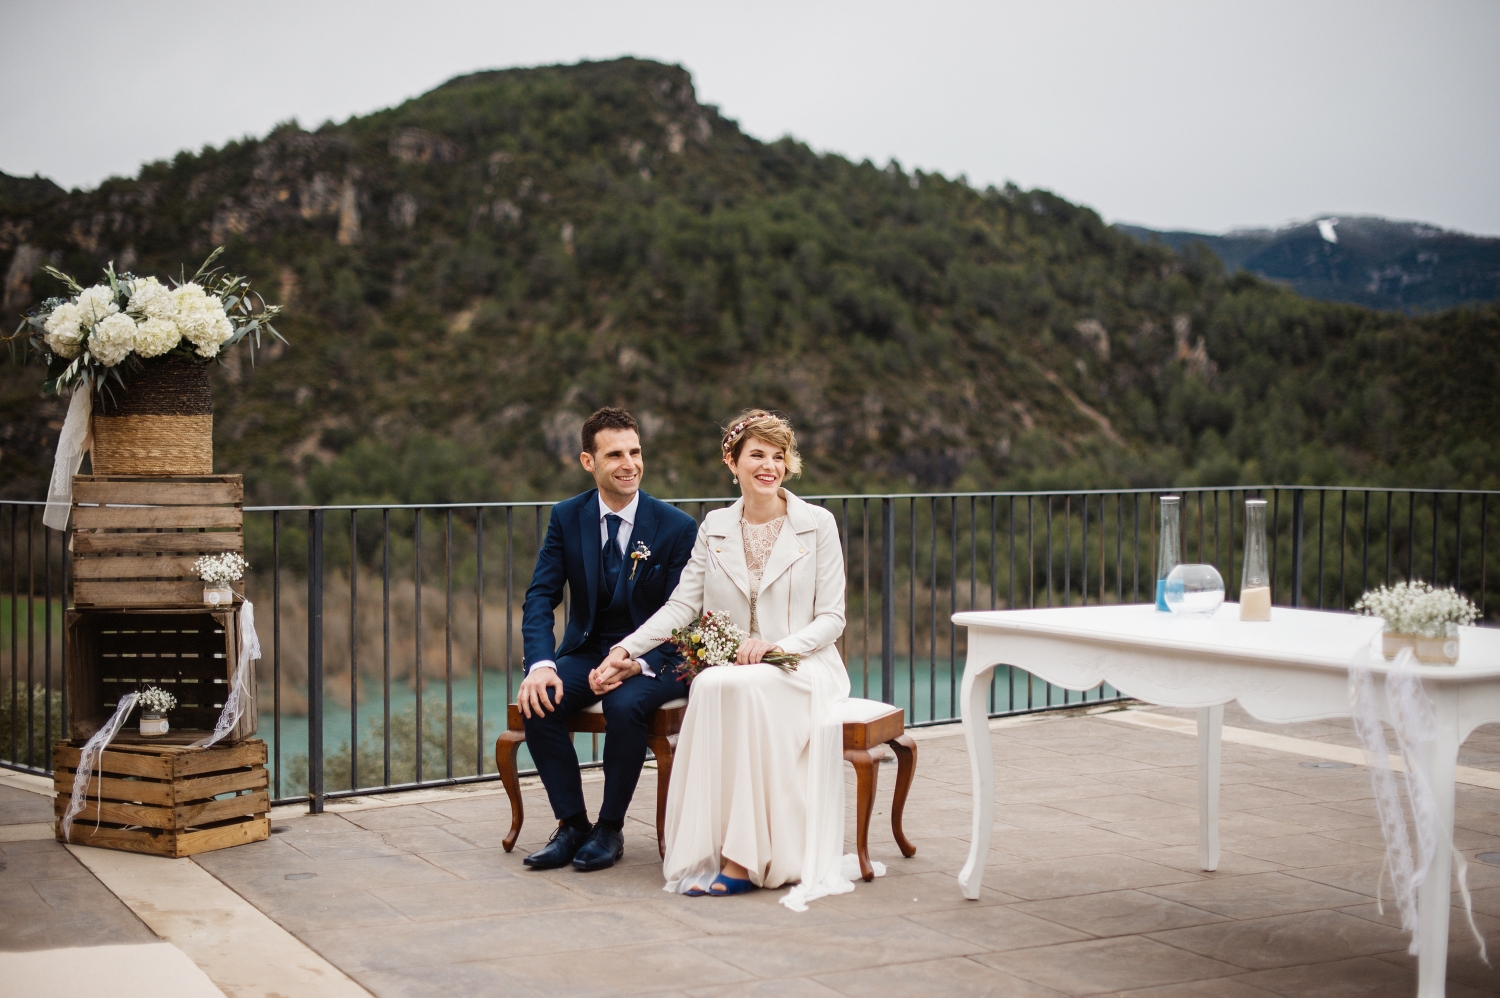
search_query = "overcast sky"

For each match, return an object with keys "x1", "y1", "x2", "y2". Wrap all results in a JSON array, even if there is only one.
[{"x1": 3, "y1": 1, "x2": 1497, "y2": 235}]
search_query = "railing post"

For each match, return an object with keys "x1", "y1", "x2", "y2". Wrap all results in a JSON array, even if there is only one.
[
  {"x1": 307, "y1": 509, "x2": 325, "y2": 814},
  {"x1": 1290, "y1": 490, "x2": 1305, "y2": 608},
  {"x1": 881, "y1": 497, "x2": 895, "y2": 706}
]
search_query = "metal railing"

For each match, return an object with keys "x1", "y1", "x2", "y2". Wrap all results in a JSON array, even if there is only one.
[{"x1": 4, "y1": 486, "x2": 1495, "y2": 810}]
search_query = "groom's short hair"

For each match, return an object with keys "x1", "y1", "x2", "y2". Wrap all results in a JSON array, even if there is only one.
[{"x1": 581, "y1": 407, "x2": 640, "y2": 454}]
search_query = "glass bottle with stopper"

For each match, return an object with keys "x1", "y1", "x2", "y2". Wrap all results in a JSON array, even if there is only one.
[
  {"x1": 1155, "y1": 495, "x2": 1181, "y2": 612},
  {"x1": 1240, "y1": 498, "x2": 1271, "y2": 621}
]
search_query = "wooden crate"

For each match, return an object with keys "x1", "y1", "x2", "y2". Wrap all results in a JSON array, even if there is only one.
[
  {"x1": 53, "y1": 738, "x2": 269, "y2": 858},
  {"x1": 71, "y1": 474, "x2": 242, "y2": 607},
  {"x1": 66, "y1": 607, "x2": 257, "y2": 742}
]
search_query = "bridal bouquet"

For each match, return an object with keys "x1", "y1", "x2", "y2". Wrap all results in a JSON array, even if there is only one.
[
  {"x1": 9, "y1": 246, "x2": 284, "y2": 394},
  {"x1": 668, "y1": 611, "x2": 800, "y2": 680}
]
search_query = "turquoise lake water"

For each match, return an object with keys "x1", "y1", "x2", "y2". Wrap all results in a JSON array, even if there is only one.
[{"x1": 260, "y1": 660, "x2": 1116, "y2": 796}]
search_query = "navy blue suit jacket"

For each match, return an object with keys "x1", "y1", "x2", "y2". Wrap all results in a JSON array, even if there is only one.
[{"x1": 522, "y1": 489, "x2": 698, "y2": 676}]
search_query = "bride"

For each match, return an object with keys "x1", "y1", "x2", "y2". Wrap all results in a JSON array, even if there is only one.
[{"x1": 592, "y1": 409, "x2": 874, "y2": 909}]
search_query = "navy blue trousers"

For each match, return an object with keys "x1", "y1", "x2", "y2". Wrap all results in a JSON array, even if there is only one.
[{"x1": 522, "y1": 646, "x2": 686, "y2": 824}]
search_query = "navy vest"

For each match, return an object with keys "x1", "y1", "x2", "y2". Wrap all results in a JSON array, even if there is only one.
[{"x1": 593, "y1": 543, "x2": 634, "y2": 644}]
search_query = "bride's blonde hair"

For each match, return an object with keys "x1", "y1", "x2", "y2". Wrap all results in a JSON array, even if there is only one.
[{"x1": 721, "y1": 409, "x2": 802, "y2": 476}]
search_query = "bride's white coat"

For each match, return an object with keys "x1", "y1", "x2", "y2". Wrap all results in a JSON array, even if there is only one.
[{"x1": 619, "y1": 488, "x2": 879, "y2": 909}]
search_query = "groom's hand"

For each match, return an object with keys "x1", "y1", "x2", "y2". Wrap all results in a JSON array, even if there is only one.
[
  {"x1": 590, "y1": 648, "x2": 642, "y2": 694},
  {"x1": 518, "y1": 666, "x2": 565, "y2": 719}
]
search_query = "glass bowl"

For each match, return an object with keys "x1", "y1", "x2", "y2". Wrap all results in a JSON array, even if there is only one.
[{"x1": 1164, "y1": 564, "x2": 1225, "y2": 617}]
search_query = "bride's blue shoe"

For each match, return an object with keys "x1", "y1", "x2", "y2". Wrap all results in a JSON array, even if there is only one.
[{"x1": 707, "y1": 873, "x2": 756, "y2": 896}]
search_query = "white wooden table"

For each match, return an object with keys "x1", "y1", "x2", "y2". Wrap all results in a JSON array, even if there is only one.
[{"x1": 953, "y1": 604, "x2": 1500, "y2": 998}]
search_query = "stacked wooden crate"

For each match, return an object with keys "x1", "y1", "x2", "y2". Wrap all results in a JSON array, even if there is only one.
[
  {"x1": 56, "y1": 473, "x2": 268, "y2": 855},
  {"x1": 53, "y1": 739, "x2": 268, "y2": 857},
  {"x1": 70, "y1": 474, "x2": 243, "y2": 607}
]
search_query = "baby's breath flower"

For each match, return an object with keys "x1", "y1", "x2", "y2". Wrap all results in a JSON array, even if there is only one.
[
  {"x1": 195, "y1": 552, "x2": 248, "y2": 585},
  {"x1": 138, "y1": 686, "x2": 177, "y2": 713}
]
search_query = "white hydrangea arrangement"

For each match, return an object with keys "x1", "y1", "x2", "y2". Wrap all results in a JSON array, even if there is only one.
[
  {"x1": 9, "y1": 247, "x2": 283, "y2": 394},
  {"x1": 138, "y1": 686, "x2": 178, "y2": 714},
  {"x1": 195, "y1": 552, "x2": 249, "y2": 586}
]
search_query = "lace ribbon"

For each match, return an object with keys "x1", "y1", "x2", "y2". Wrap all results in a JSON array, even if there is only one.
[
  {"x1": 1349, "y1": 640, "x2": 1487, "y2": 961},
  {"x1": 43, "y1": 390, "x2": 92, "y2": 531},
  {"x1": 59, "y1": 691, "x2": 139, "y2": 842},
  {"x1": 191, "y1": 598, "x2": 261, "y2": 749}
]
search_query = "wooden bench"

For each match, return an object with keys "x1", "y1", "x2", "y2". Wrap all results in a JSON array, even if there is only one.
[{"x1": 493, "y1": 695, "x2": 917, "y2": 876}]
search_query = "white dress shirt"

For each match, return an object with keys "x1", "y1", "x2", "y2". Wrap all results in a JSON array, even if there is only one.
[
  {"x1": 528, "y1": 491, "x2": 654, "y2": 677},
  {"x1": 600, "y1": 489, "x2": 639, "y2": 556}
]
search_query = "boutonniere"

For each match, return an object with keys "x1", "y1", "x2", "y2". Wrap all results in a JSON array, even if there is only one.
[{"x1": 629, "y1": 541, "x2": 651, "y2": 579}]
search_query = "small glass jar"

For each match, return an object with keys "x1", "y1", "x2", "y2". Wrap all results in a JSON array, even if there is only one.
[
  {"x1": 1156, "y1": 496, "x2": 1181, "y2": 612},
  {"x1": 1415, "y1": 623, "x2": 1460, "y2": 665},
  {"x1": 1382, "y1": 632, "x2": 1417, "y2": 659},
  {"x1": 139, "y1": 711, "x2": 169, "y2": 737},
  {"x1": 204, "y1": 585, "x2": 233, "y2": 606}
]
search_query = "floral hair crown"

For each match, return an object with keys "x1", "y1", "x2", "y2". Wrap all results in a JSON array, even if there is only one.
[{"x1": 721, "y1": 418, "x2": 753, "y2": 454}]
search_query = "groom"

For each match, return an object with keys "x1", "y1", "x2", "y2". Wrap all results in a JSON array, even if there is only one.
[{"x1": 517, "y1": 407, "x2": 697, "y2": 871}]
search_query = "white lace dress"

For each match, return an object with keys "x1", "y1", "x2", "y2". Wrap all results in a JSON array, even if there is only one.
[{"x1": 743, "y1": 516, "x2": 785, "y2": 637}]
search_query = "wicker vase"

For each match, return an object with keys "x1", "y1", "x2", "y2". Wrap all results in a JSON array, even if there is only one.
[{"x1": 91, "y1": 358, "x2": 213, "y2": 475}]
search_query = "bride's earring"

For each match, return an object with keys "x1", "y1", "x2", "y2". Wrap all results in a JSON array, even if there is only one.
[{"x1": 732, "y1": 477, "x2": 738, "y2": 485}]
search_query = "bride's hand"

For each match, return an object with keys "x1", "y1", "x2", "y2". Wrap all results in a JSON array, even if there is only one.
[
  {"x1": 590, "y1": 646, "x2": 634, "y2": 693},
  {"x1": 736, "y1": 639, "x2": 783, "y2": 665}
]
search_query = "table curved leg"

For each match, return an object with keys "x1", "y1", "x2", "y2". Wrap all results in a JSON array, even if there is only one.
[
  {"x1": 1197, "y1": 705, "x2": 1222, "y2": 872},
  {"x1": 958, "y1": 661, "x2": 997, "y2": 900},
  {"x1": 1417, "y1": 689, "x2": 1460, "y2": 998}
]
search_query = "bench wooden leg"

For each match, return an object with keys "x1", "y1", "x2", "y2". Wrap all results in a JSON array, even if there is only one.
[
  {"x1": 495, "y1": 730, "x2": 526, "y2": 852},
  {"x1": 887, "y1": 733, "x2": 917, "y2": 858},
  {"x1": 844, "y1": 746, "x2": 881, "y2": 881},
  {"x1": 647, "y1": 733, "x2": 677, "y2": 859}
]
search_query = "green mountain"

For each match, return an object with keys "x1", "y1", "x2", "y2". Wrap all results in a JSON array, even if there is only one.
[
  {"x1": 1117, "y1": 217, "x2": 1500, "y2": 314},
  {"x1": 3, "y1": 58, "x2": 1497, "y2": 503}
]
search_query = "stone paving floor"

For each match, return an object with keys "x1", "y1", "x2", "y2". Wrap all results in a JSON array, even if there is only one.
[
  {"x1": 0, "y1": 783, "x2": 158, "y2": 950},
  {"x1": 5, "y1": 704, "x2": 1500, "y2": 997}
]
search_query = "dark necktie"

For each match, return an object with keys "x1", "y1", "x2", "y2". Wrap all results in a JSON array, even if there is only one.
[{"x1": 603, "y1": 513, "x2": 623, "y2": 593}]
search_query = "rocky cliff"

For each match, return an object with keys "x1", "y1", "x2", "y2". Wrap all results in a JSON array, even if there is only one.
[{"x1": 4, "y1": 58, "x2": 1496, "y2": 502}]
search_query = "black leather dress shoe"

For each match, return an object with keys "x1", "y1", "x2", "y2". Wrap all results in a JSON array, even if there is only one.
[
  {"x1": 571, "y1": 824, "x2": 625, "y2": 871},
  {"x1": 523, "y1": 823, "x2": 591, "y2": 870}
]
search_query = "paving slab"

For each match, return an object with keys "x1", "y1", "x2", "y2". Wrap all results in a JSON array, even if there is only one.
[
  {"x1": 0, "y1": 942, "x2": 224, "y2": 997},
  {"x1": 5, "y1": 706, "x2": 1498, "y2": 997},
  {"x1": 0, "y1": 832, "x2": 157, "y2": 953}
]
